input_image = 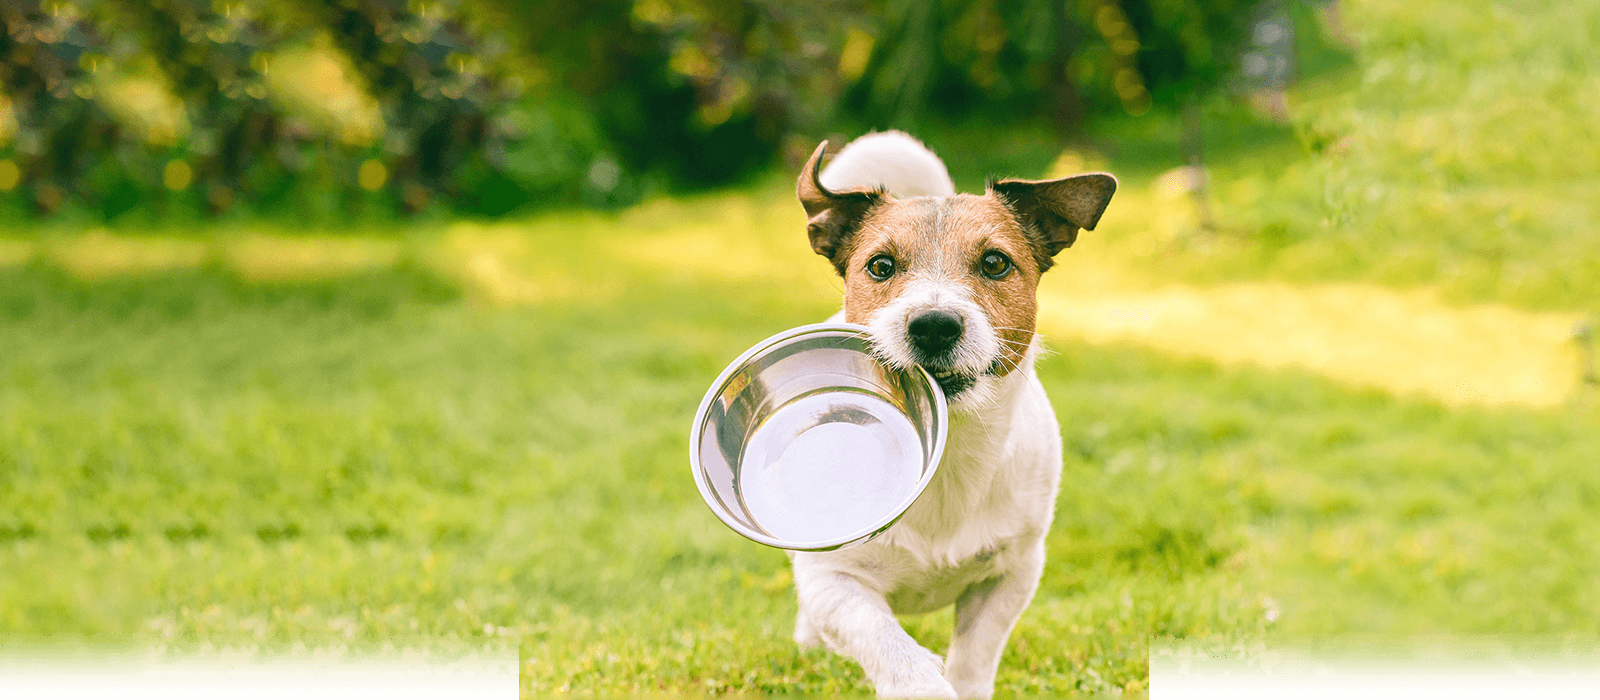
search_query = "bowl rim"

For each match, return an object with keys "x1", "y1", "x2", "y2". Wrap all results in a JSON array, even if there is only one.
[{"x1": 689, "y1": 322, "x2": 949, "y2": 551}]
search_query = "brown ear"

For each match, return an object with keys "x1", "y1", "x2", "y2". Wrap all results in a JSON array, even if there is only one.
[
  {"x1": 991, "y1": 173, "x2": 1117, "y2": 269},
  {"x1": 798, "y1": 141, "x2": 882, "y2": 275}
]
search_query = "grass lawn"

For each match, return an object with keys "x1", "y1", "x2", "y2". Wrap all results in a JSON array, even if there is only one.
[
  {"x1": 3, "y1": 0, "x2": 1598, "y2": 697},
  {"x1": 2, "y1": 228, "x2": 1598, "y2": 696}
]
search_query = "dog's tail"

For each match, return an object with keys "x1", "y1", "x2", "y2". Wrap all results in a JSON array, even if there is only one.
[{"x1": 819, "y1": 131, "x2": 956, "y2": 198}]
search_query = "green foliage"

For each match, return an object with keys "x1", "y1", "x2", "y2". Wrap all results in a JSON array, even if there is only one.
[
  {"x1": 0, "y1": 0, "x2": 1293, "y2": 223},
  {"x1": 840, "y1": 0, "x2": 1267, "y2": 133},
  {"x1": 1119, "y1": 0, "x2": 1264, "y2": 103}
]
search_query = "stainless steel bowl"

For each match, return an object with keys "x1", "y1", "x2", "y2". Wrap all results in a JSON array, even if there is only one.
[{"x1": 690, "y1": 323, "x2": 948, "y2": 551}]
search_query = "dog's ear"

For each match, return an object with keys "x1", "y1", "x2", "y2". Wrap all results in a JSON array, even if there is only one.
[
  {"x1": 991, "y1": 173, "x2": 1117, "y2": 270},
  {"x1": 798, "y1": 141, "x2": 882, "y2": 275}
]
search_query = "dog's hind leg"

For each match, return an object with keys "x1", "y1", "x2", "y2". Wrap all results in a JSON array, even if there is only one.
[
  {"x1": 793, "y1": 566, "x2": 957, "y2": 699},
  {"x1": 942, "y1": 540, "x2": 1046, "y2": 699}
]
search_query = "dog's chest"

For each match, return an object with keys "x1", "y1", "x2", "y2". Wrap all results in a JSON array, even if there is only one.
[
  {"x1": 886, "y1": 411, "x2": 1053, "y2": 561},
  {"x1": 882, "y1": 547, "x2": 1005, "y2": 615},
  {"x1": 871, "y1": 433, "x2": 1048, "y2": 613}
]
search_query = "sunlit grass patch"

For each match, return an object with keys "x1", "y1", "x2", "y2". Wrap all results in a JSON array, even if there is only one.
[
  {"x1": 221, "y1": 235, "x2": 404, "y2": 282},
  {"x1": 11, "y1": 232, "x2": 408, "y2": 284},
  {"x1": 1037, "y1": 279, "x2": 1586, "y2": 408},
  {"x1": 0, "y1": 239, "x2": 34, "y2": 267},
  {"x1": 10, "y1": 162, "x2": 1589, "y2": 414},
  {"x1": 426, "y1": 188, "x2": 840, "y2": 309},
  {"x1": 45, "y1": 233, "x2": 209, "y2": 279}
]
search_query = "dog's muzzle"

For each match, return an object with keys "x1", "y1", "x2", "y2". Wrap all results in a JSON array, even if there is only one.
[
  {"x1": 907, "y1": 310, "x2": 963, "y2": 360},
  {"x1": 905, "y1": 309, "x2": 983, "y2": 397}
]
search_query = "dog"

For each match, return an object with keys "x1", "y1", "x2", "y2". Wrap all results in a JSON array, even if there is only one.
[{"x1": 787, "y1": 131, "x2": 1116, "y2": 699}]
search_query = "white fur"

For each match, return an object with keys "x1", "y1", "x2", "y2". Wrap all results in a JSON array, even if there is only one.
[
  {"x1": 793, "y1": 135, "x2": 1065, "y2": 699},
  {"x1": 819, "y1": 131, "x2": 957, "y2": 198}
]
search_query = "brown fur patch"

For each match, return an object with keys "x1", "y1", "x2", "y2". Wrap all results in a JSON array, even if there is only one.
[{"x1": 839, "y1": 194, "x2": 1042, "y2": 378}]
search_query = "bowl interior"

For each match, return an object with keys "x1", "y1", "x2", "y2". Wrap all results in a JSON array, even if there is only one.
[{"x1": 692, "y1": 324, "x2": 946, "y2": 551}]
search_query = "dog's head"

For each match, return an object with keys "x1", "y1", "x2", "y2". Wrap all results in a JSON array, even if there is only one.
[{"x1": 798, "y1": 141, "x2": 1116, "y2": 409}]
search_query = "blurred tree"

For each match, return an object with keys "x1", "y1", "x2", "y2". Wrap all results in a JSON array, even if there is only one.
[
  {"x1": 309, "y1": 0, "x2": 527, "y2": 215},
  {"x1": 114, "y1": 0, "x2": 311, "y2": 215},
  {"x1": 484, "y1": 0, "x2": 856, "y2": 198},
  {"x1": 0, "y1": 0, "x2": 120, "y2": 215},
  {"x1": 848, "y1": 0, "x2": 1049, "y2": 130},
  {"x1": 0, "y1": 0, "x2": 1281, "y2": 224},
  {"x1": 1115, "y1": 0, "x2": 1263, "y2": 108},
  {"x1": 1101, "y1": 0, "x2": 1265, "y2": 229},
  {"x1": 843, "y1": 0, "x2": 1108, "y2": 138},
  {"x1": 847, "y1": 0, "x2": 1262, "y2": 136}
]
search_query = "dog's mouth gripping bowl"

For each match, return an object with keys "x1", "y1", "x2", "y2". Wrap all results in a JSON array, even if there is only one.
[{"x1": 690, "y1": 323, "x2": 948, "y2": 551}]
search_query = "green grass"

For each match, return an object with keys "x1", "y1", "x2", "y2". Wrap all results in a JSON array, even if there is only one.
[{"x1": 2, "y1": 249, "x2": 1597, "y2": 696}]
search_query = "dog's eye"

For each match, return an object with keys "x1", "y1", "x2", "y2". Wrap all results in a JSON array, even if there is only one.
[
  {"x1": 866, "y1": 254, "x2": 896, "y2": 281},
  {"x1": 979, "y1": 251, "x2": 1012, "y2": 279}
]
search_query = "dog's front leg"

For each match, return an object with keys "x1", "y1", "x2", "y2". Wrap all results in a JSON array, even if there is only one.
[
  {"x1": 942, "y1": 540, "x2": 1046, "y2": 699},
  {"x1": 793, "y1": 564, "x2": 957, "y2": 699}
]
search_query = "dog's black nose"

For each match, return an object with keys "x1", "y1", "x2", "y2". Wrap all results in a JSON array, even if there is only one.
[{"x1": 907, "y1": 310, "x2": 963, "y2": 358}]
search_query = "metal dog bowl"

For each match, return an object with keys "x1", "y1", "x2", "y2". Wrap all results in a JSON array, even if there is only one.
[{"x1": 690, "y1": 323, "x2": 948, "y2": 551}]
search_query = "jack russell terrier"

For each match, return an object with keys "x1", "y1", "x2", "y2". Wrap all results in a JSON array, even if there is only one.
[{"x1": 788, "y1": 131, "x2": 1116, "y2": 699}]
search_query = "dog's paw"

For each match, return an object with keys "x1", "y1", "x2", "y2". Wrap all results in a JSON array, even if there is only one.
[
  {"x1": 874, "y1": 647, "x2": 958, "y2": 699},
  {"x1": 877, "y1": 676, "x2": 958, "y2": 699},
  {"x1": 945, "y1": 678, "x2": 995, "y2": 700}
]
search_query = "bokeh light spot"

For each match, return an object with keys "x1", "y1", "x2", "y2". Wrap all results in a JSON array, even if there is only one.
[
  {"x1": 587, "y1": 158, "x2": 621, "y2": 193},
  {"x1": 163, "y1": 160, "x2": 193, "y2": 191},
  {"x1": 838, "y1": 30, "x2": 874, "y2": 81},
  {"x1": 0, "y1": 160, "x2": 19, "y2": 191},
  {"x1": 358, "y1": 159, "x2": 388, "y2": 191}
]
